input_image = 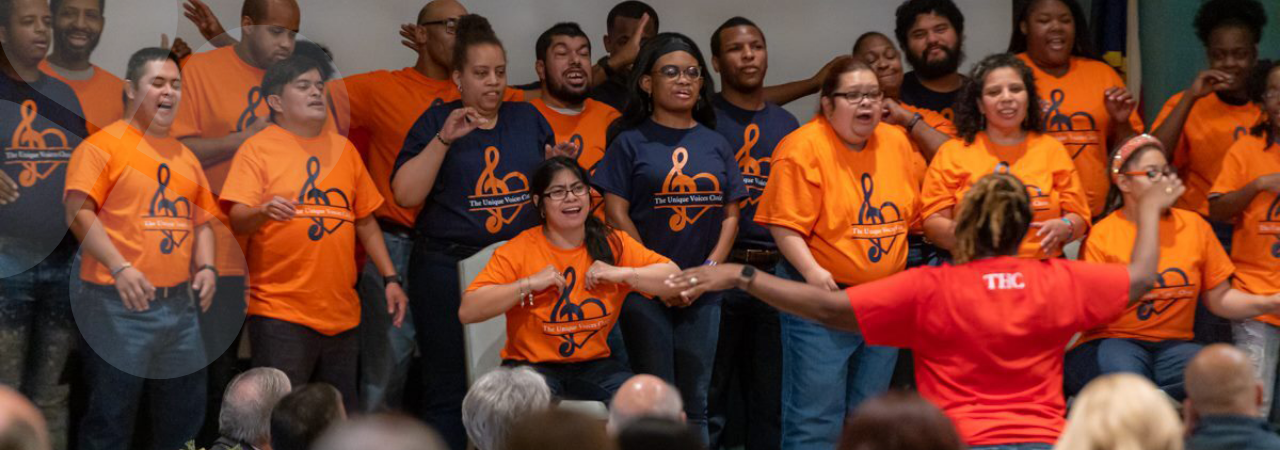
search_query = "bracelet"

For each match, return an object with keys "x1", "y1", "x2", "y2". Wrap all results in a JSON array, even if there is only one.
[
  {"x1": 196, "y1": 264, "x2": 218, "y2": 278},
  {"x1": 906, "y1": 113, "x2": 924, "y2": 132},
  {"x1": 517, "y1": 278, "x2": 534, "y2": 307},
  {"x1": 703, "y1": 259, "x2": 718, "y2": 267},
  {"x1": 1062, "y1": 217, "x2": 1075, "y2": 238},
  {"x1": 435, "y1": 133, "x2": 452, "y2": 146},
  {"x1": 111, "y1": 263, "x2": 133, "y2": 278}
]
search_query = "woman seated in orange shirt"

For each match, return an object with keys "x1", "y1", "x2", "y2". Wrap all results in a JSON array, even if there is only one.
[
  {"x1": 460, "y1": 157, "x2": 680, "y2": 402},
  {"x1": 1064, "y1": 134, "x2": 1280, "y2": 402},
  {"x1": 921, "y1": 53, "x2": 1090, "y2": 259},
  {"x1": 666, "y1": 170, "x2": 1183, "y2": 449}
]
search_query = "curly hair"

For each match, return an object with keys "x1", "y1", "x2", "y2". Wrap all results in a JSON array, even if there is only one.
[
  {"x1": 953, "y1": 53, "x2": 1044, "y2": 144},
  {"x1": 1008, "y1": 0, "x2": 1098, "y2": 60},
  {"x1": 893, "y1": 0, "x2": 965, "y2": 50},
  {"x1": 953, "y1": 173, "x2": 1034, "y2": 264},
  {"x1": 1194, "y1": 0, "x2": 1267, "y2": 45},
  {"x1": 1249, "y1": 59, "x2": 1278, "y2": 145}
]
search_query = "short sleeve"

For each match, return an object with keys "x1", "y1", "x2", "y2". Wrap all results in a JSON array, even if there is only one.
[
  {"x1": 1199, "y1": 217, "x2": 1236, "y2": 289},
  {"x1": 504, "y1": 87, "x2": 526, "y2": 102},
  {"x1": 1079, "y1": 228, "x2": 1120, "y2": 264},
  {"x1": 1061, "y1": 260, "x2": 1131, "y2": 330},
  {"x1": 848, "y1": 268, "x2": 932, "y2": 348},
  {"x1": 64, "y1": 138, "x2": 113, "y2": 205},
  {"x1": 535, "y1": 109, "x2": 556, "y2": 151},
  {"x1": 392, "y1": 105, "x2": 447, "y2": 182},
  {"x1": 217, "y1": 144, "x2": 266, "y2": 211},
  {"x1": 465, "y1": 241, "x2": 522, "y2": 292},
  {"x1": 615, "y1": 230, "x2": 672, "y2": 268},
  {"x1": 919, "y1": 143, "x2": 964, "y2": 219},
  {"x1": 350, "y1": 151, "x2": 385, "y2": 219},
  {"x1": 191, "y1": 161, "x2": 219, "y2": 226},
  {"x1": 1209, "y1": 141, "x2": 1248, "y2": 195},
  {"x1": 592, "y1": 136, "x2": 635, "y2": 199},
  {"x1": 754, "y1": 136, "x2": 822, "y2": 234},
  {"x1": 719, "y1": 138, "x2": 748, "y2": 203}
]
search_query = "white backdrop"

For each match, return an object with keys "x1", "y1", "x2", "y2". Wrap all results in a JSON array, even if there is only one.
[{"x1": 90, "y1": 0, "x2": 1012, "y2": 118}]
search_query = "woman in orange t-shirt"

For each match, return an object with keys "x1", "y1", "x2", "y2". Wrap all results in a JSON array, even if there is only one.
[
  {"x1": 1208, "y1": 61, "x2": 1280, "y2": 417},
  {"x1": 461, "y1": 157, "x2": 678, "y2": 401},
  {"x1": 1064, "y1": 135, "x2": 1280, "y2": 401},
  {"x1": 668, "y1": 171, "x2": 1184, "y2": 448},
  {"x1": 921, "y1": 53, "x2": 1090, "y2": 259}
]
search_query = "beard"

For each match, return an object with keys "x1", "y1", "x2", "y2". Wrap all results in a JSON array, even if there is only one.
[
  {"x1": 906, "y1": 43, "x2": 964, "y2": 80},
  {"x1": 54, "y1": 30, "x2": 100, "y2": 59},
  {"x1": 546, "y1": 73, "x2": 589, "y2": 105}
]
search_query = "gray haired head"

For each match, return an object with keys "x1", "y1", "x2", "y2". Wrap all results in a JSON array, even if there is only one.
[
  {"x1": 219, "y1": 367, "x2": 293, "y2": 446},
  {"x1": 461, "y1": 367, "x2": 552, "y2": 450}
]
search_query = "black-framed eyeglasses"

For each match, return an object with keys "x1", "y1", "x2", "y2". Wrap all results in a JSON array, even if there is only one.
[
  {"x1": 543, "y1": 184, "x2": 589, "y2": 201},
  {"x1": 829, "y1": 90, "x2": 884, "y2": 103},
  {"x1": 1120, "y1": 166, "x2": 1177, "y2": 180},
  {"x1": 420, "y1": 17, "x2": 459, "y2": 35},
  {"x1": 654, "y1": 65, "x2": 702, "y2": 81}
]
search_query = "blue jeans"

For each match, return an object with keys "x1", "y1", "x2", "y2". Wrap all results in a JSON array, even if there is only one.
[
  {"x1": 76, "y1": 282, "x2": 207, "y2": 450},
  {"x1": 1065, "y1": 338, "x2": 1202, "y2": 401},
  {"x1": 358, "y1": 228, "x2": 417, "y2": 411},
  {"x1": 408, "y1": 240, "x2": 475, "y2": 450},
  {"x1": 618, "y1": 290, "x2": 722, "y2": 444},
  {"x1": 0, "y1": 252, "x2": 76, "y2": 450},
  {"x1": 776, "y1": 260, "x2": 898, "y2": 450}
]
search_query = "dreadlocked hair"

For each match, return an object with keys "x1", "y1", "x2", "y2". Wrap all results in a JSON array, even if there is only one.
[{"x1": 952, "y1": 172, "x2": 1034, "y2": 264}]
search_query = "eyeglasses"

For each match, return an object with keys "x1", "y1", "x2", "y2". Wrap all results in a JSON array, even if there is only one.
[
  {"x1": 420, "y1": 17, "x2": 458, "y2": 35},
  {"x1": 1120, "y1": 166, "x2": 1177, "y2": 180},
  {"x1": 543, "y1": 184, "x2": 589, "y2": 201},
  {"x1": 654, "y1": 65, "x2": 702, "y2": 81},
  {"x1": 829, "y1": 90, "x2": 884, "y2": 104}
]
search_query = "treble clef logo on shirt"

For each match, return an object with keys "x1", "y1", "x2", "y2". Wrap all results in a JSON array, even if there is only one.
[
  {"x1": 1043, "y1": 89, "x2": 1097, "y2": 159},
  {"x1": 471, "y1": 146, "x2": 530, "y2": 233},
  {"x1": 297, "y1": 156, "x2": 352, "y2": 241},
  {"x1": 235, "y1": 87, "x2": 265, "y2": 132},
  {"x1": 854, "y1": 173, "x2": 904, "y2": 263},
  {"x1": 1266, "y1": 195, "x2": 1280, "y2": 258},
  {"x1": 546, "y1": 267, "x2": 609, "y2": 357},
  {"x1": 1137, "y1": 268, "x2": 1194, "y2": 320},
  {"x1": 736, "y1": 124, "x2": 770, "y2": 207},
  {"x1": 148, "y1": 163, "x2": 192, "y2": 254},
  {"x1": 6, "y1": 100, "x2": 71, "y2": 187},
  {"x1": 657, "y1": 147, "x2": 721, "y2": 231}
]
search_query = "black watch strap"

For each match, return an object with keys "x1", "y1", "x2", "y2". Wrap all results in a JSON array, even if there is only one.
[
  {"x1": 197, "y1": 264, "x2": 218, "y2": 278},
  {"x1": 383, "y1": 274, "x2": 404, "y2": 287},
  {"x1": 739, "y1": 265, "x2": 757, "y2": 288}
]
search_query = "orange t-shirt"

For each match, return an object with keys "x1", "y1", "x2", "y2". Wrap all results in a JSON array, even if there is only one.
[
  {"x1": 921, "y1": 132, "x2": 1091, "y2": 258},
  {"x1": 900, "y1": 103, "x2": 957, "y2": 187},
  {"x1": 1209, "y1": 134, "x2": 1280, "y2": 326},
  {"x1": 1154, "y1": 91, "x2": 1264, "y2": 215},
  {"x1": 219, "y1": 125, "x2": 383, "y2": 335},
  {"x1": 173, "y1": 46, "x2": 271, "y2": 277},
  {"x1": 64, "y1": 120, "x2": 218, "y2": 287},
  {"x1": 754, "y1": 118, "x2": 920, "y2": 286},
  {"x1": 1019, "y1": 55, "x2": 1145, "y2": 218},
  {"x1": 528, "y1": 98, "x2": 621, "y2": 173},
  {"x1": 1079, "y1": 208, "x2": 1234, "y2": 343},
  {"x1": 466, "y1": 227, "x2": 671, "y2": 363},
  {"x1": 39, "y1": 60, "x2": 124, "y2": 136},
  {"x1": 328, "y1": 68, "x2": 525, "y2": 228}
]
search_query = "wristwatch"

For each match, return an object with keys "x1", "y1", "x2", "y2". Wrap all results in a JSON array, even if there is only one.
[
  {"x1": 383, "y1": 274, "x2": 404, "y2": 287},
  {"x1": 196, "y1": 264, "x2": 219, "y2": 278},
  {"x1": 738, "y1": 265, "x2": 757, "y2": 289}
]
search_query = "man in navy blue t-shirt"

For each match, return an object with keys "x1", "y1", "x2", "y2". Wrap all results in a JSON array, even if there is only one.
[
  {"x1": 705, "y1": 16, "x2": 798, "y2": 450},
  {"x1": 0, "y1": 0, "x2": 88, "y2": 448}
]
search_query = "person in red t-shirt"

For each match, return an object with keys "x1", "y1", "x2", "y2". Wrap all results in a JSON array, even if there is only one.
[{"x1": 666, "y1": 171, "x2": 1184, "y2": 448}]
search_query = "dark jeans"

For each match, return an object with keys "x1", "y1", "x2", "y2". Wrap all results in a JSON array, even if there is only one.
[
  {"x1": 505, "y1": 357, "x2": 633, "y2": 402},
  {"x1": 76, "y1": 282, "x2": 207, "y2": 450},
  {"x1": 197, "y1": 276, "x2": 246, "y2": 445},
  {"x1": 1065, "y1": 338, "x2": 1202, "y2": 401},
  {"x1": 248, "y1": 316, "x2": 359, "y2": 411},
  {"x1": 0, "y1": 253, "x2": 76, "y2": 450},
  {"x1": 357, "y1": 228, "x2": 417, "y2": 412},
  {"x1": 708, "y1": 262, "x2": 781, "y2": 450},
  {"x1": 1194, "y1": 220, "x2": 1237, "y2": 345},
  {"x1": 408, "y1": 241, "x2": 474, "y2": 450}
]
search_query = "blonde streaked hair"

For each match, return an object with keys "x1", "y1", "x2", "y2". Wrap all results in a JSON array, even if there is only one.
[
  {"x1": 952, "y1": 172, "x2": 1032, "y2": 264},
  {"x1": 1054, "y1": 373, "x2": 1184, "y2": 450}
]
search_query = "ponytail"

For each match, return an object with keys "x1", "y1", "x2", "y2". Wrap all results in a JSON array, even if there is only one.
[{"x1": 952, "y1": 173, "x2": 1033, "y2": 264}]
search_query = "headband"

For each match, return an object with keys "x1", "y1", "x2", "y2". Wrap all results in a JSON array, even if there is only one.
[{"x1": 1110, "y1": 134, "x2": 1165, "y2": 183}]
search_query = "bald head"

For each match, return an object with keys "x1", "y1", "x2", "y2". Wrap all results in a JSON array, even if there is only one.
[
  {"x1": 1186, "y1": 344, "x2": 1262, "y2": 416},
  {"x1": 418, "y1": 0, "x2": 466, "y2": 24},
  {"x1": 608, "y1": 375, "x2": 684, "y2": 435},
  {"x1": 0, "y1": 386, "x2": 48, "y2": 450},
  {"x1": 242, "y1": 0, "x2": 299, "y2": 24}
]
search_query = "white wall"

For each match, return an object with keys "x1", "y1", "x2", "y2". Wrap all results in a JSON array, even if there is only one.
[{"x1": 91, "y1": 0, "x2": 1012, "y2": 118}]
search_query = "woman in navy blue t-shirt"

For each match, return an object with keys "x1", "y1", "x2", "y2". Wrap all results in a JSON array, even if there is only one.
[{"x1": 594, "y1": 32, "x2": 747, "y2": 443}]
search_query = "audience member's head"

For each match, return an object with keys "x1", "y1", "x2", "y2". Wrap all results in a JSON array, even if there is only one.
[
  {"x1": 1185, "y1": 344, "x2": 1264, "y2": 421},
  {"x1": 312, "y1": 414, "x2": 447, "y2": 450},
  {"x1": 271, "y1": 383, "x2": 347, "y2": 450},
  {"x1": 608, "y1": 374, "x2": 684, "y2": 436},
  {"x1": 461, "y1": 367, "x2": 552, "y2": 450},
  {"x1": 615, "y1": 417, "x2": 702, "y2": 450},
  {"x1": 507, "y1": 409, "x2": 614, "y2": 450},
  {"x1": 219, "y1": 367, "x2": 293, "y2": 449},
  {"x1": 838, "y1": 391, "x2": 963, "y2": 450},
  {"x1": 1054, "y1": 373, "x2": 1183, "y2": 450},
  {"x1": 0, "y1": 386, "x2": 47, "y2": 450}
]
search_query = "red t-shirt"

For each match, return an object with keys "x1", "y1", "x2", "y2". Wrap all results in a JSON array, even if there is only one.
[{"x1": 848, "y1": 256, "x2": 1130, "y2": 445}]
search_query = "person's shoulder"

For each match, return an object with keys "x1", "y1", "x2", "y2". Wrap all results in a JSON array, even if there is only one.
[
  {"x1": 584, "y1": 98, "x2": 620, "y2": 118},
  {"x1": 1229, "y1": 132, "x2": 1269, "y2": 154},
  {"x1": 501, "y1": 226, "x2": 547, "y2": 253},
  {"x1": 763, "y1": 102, "x2": 799, "y2": 125},
  {"x1": 1170, "y1": 207, "x2": 1212, "y2": 232},
  {"x1": 1090, "y1": 211, "x2": 1129, "y2": 234},
  {"x1": 181, "y1": 45, "x2": 234, "y2": 71},
  {"x1": 1072, "y1": 57, "x2": 1120, "y2": 76},
  {"x1": 90, "y1": 64, "x2": 125, "y2": 85},
  {"x1": 36, "y1": 73, "x2": 79, "y2": 102},
  {"x1": 83, "y1": 120, "x2": 131, "y2": 148},
  {"x1": 692, "y1": 122, "x2": 733, "y2": 147}
]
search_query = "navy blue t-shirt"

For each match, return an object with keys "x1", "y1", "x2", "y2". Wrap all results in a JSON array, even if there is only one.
[
  {"x1": 712, "y1": 95, "x2": 799, "y2": 249},
  {"x1": 0, "y1": 72, "x2": 87, "y2": 275},
  {"x1": 593, "y1": 120, "x2": 748, "y2": 268},
  {"x1": 394, "y1": 100, "x2": 554, "y2": 247}
]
